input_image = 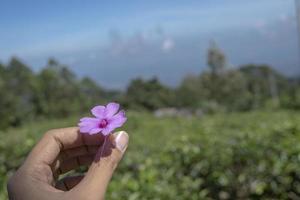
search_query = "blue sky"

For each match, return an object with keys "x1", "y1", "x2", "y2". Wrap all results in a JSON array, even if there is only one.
[{"x1": 0, "y1": 0, "x2": 299, "y2": 88}]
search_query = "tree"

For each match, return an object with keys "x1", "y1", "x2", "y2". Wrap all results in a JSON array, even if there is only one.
[
  {"x1": 0, "y1": 62, "x2": 5, "y2": 74},
  {"x1": 0, "y1": 57, "x2": 111, "y2": 129},
  {"x1": 125, "y1": 77, "x2": 175, "y2": 110},
  {"x1": 177, "y1": 69, "x2": 251, "y2": 111},
  {"x1": 239, "y1": 64, "x2": 288, "y2": 109},
  {"x1": 0, "y1": 62, "x2": 13, "y2": 128},
  {"x1": 79, "y1": 77, "x2": 106, "y2": 111},
  {"x1": 207, "y1": 41, "x2": 227, "y2": 75},
  {"x1": 176, "y1": 74, "x2": 208, "y2": 108},
  {"x1": 37, "y1": 59, "x2": 81, "y2": 116},
  {"x1": 4, "y1": 57, "x2": 38, "y2": 125}
]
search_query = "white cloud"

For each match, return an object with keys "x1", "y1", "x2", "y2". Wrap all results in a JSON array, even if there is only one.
[
  {"x1": 106, "y1": 27, "x2": 176, "y2": 56},
  {"x1": 162, "y1": 37, "x2": 175, "y2": 53},
  {"x1": 254, "y1": 20, "x2": 266, "y2": 29},
  {"x1": 253, "y1": 20, "x2": 278, "y2": 39},
  {"x1": 279, "y1": 14, "x2": 289, "y2": 22},
  {"x1": 107, "y1": 30, "x2": 149, "y2": 56}
]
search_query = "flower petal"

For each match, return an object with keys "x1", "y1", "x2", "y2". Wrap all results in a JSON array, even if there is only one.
[
  {"x1": 108, "y1": 110, "x2": 127, "y2": 128},
  {"x1": 80, "y1": 117, "x2": 99, "y2": 122},
  {"x1": 89, "y1": 128, "x2": 102, "y2": 135},
  {"x1": 79, "y1": 124, "x2": 97, "y2": 133},
  {"x1": 104, "y1": 102, "x2": 120, "y2": 118},
  {"x1": 102, "y1": 126, "x2": 115, "y2": 136},
  {"x1": 78, "y1": 121, "x2": 96, "y2": 127},
  {"x1": 78, "y1": 117, "x2": 99, "y2": 133},
  {"x1": 102, "y1": 110, "x2": 127, "y2": 135},
  {"x1": 91, "y1": 106, "x2": 106, "y2": 118}
]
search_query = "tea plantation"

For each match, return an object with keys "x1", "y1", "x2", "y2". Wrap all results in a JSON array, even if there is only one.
[{"x1": 1, "y1": 110, "x2": 300, "y2": 199}]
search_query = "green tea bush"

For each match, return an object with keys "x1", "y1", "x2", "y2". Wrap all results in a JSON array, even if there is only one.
[
  {"x1": 1, "y1": 111, "x2": 300, "y2": 199},
  {"x1": 107, "y1": 126, "x2": 300, "y2": 199},
  {"x1": 166, "y1": 127, "x2": 300, "y2": 199}
]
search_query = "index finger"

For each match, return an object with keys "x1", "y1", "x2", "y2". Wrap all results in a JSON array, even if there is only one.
[{"x1": 26, "y1": 127, "x2": 104, "y2": 166}]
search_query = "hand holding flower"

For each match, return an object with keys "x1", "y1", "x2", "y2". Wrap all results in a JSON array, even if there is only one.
[{"x1": 7, "y1": 103, "x2": 128, "y2": 200}]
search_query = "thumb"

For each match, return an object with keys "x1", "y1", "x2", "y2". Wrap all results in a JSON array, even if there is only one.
[{"x1": 72, "y1": 131, "x2": 129, "y2": 200}]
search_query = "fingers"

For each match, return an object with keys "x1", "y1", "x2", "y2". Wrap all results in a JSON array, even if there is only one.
[
  {"x1": 63, "y1": 145, "x2": 99, "y2": 157},
  {"x1": 73, "y1": 131, "x2": 129, "y2": 200},
  {"x1": 52, "y1": 146, "x2": 99, "y2": 177},
  {"x1": 58, "y1": 145, "x2": 99, "y2": 164},
  {"x1": 56, "y1": 175, "x2": 84, "y2": 191},
  {"x1": 26, "y1": 127, "x2": 104, "y2": 166},
  {"x1": 59, "y1": 154, "x2": 94, "y2": 174}
]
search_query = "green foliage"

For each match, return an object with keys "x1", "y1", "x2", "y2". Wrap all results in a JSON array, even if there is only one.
[
  {"x1": 124, "y1": 77, "x2": 175, "y2": 110},
  {"x1": 1, "y1": 111, "x2": 300, "y2": 199},
  {"x1": 36, "y1": 62, "x2": 83, "y2": 116},
  {"x1": 0, "y1": 58, "x2": 37, "y2": 127},
  {"x1": 1, "y1": 54, "x2": 300, "y2": 130},
  {"x1": 207, "y1": 41, "x2": 227, "y2": 75},
  {"x1": 175, "y1": 64, "x2": 300, "y2": 112},
  {"x1": 280, "y1": 79, "x2": 300, "y2": 110},
  {"x1": 174, "y1": 43, "x2": 300, "y2": 112},
  {"x1": 108, "y1": 111, "x2": 300, "y2": 199},
  {"x1": 178, "y1": 70, "x2": 251, "y2": 111},
  {"x1": 176, "y1": 74, "x2": 206, "y2": 108},
  {"x1": 239, "y1": 64, "x2": 289, "y2": 109},
  {"x1": 0, "y1": 57, "x2": 109, "y2": 129}
]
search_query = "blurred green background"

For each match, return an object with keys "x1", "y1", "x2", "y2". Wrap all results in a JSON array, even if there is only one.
[
  {"x1": 1, "y1": 0, "x2": 300, "y2": 199},
  {"x1": 0, "y1": 47, "x2": 300, "y2": 199},
  {"x1": 1, "y1": 111, "x2": 300, "y2": 199}
]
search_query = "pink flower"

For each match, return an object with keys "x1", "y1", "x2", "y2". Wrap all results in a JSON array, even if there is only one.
[{"x1": 78, "y1": 102, "x2": 127, "y2": 136}]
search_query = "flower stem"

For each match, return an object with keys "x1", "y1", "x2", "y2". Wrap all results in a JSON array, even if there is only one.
[{"x1": 100, "y1": 135, "x2": 108, "y2": 158}]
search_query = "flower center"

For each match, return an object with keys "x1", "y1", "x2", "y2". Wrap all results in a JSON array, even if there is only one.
[{"x1": 99, "y1": 119, "x2": 108, "y2": 128}]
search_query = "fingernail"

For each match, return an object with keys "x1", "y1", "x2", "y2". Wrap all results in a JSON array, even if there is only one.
[{"x1": 115, "y1": 131, "x2": 129, "y2": 152}]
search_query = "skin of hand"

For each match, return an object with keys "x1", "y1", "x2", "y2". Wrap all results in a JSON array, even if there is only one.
[{"x1": 7, "y1": 127, "x2": 129, "y2": 200}]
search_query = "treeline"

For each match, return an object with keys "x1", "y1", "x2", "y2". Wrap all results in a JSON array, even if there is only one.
[
  {"x1": 0, "y1": 44, "x2": 300, "y2": 128},
  {"x1": 0, "y1": 58, "x2": 116, "y2": 128},
  {"x1": 125, "y1": 65, "x2": 300, "y2": 112},
  {"x1": 123, "y1": 44, "x2": 300, "y2": 112}
]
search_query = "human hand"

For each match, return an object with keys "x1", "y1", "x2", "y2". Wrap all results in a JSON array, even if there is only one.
[{"x1": 7, "y1": 127, "x2": 129, "y2": 200}]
